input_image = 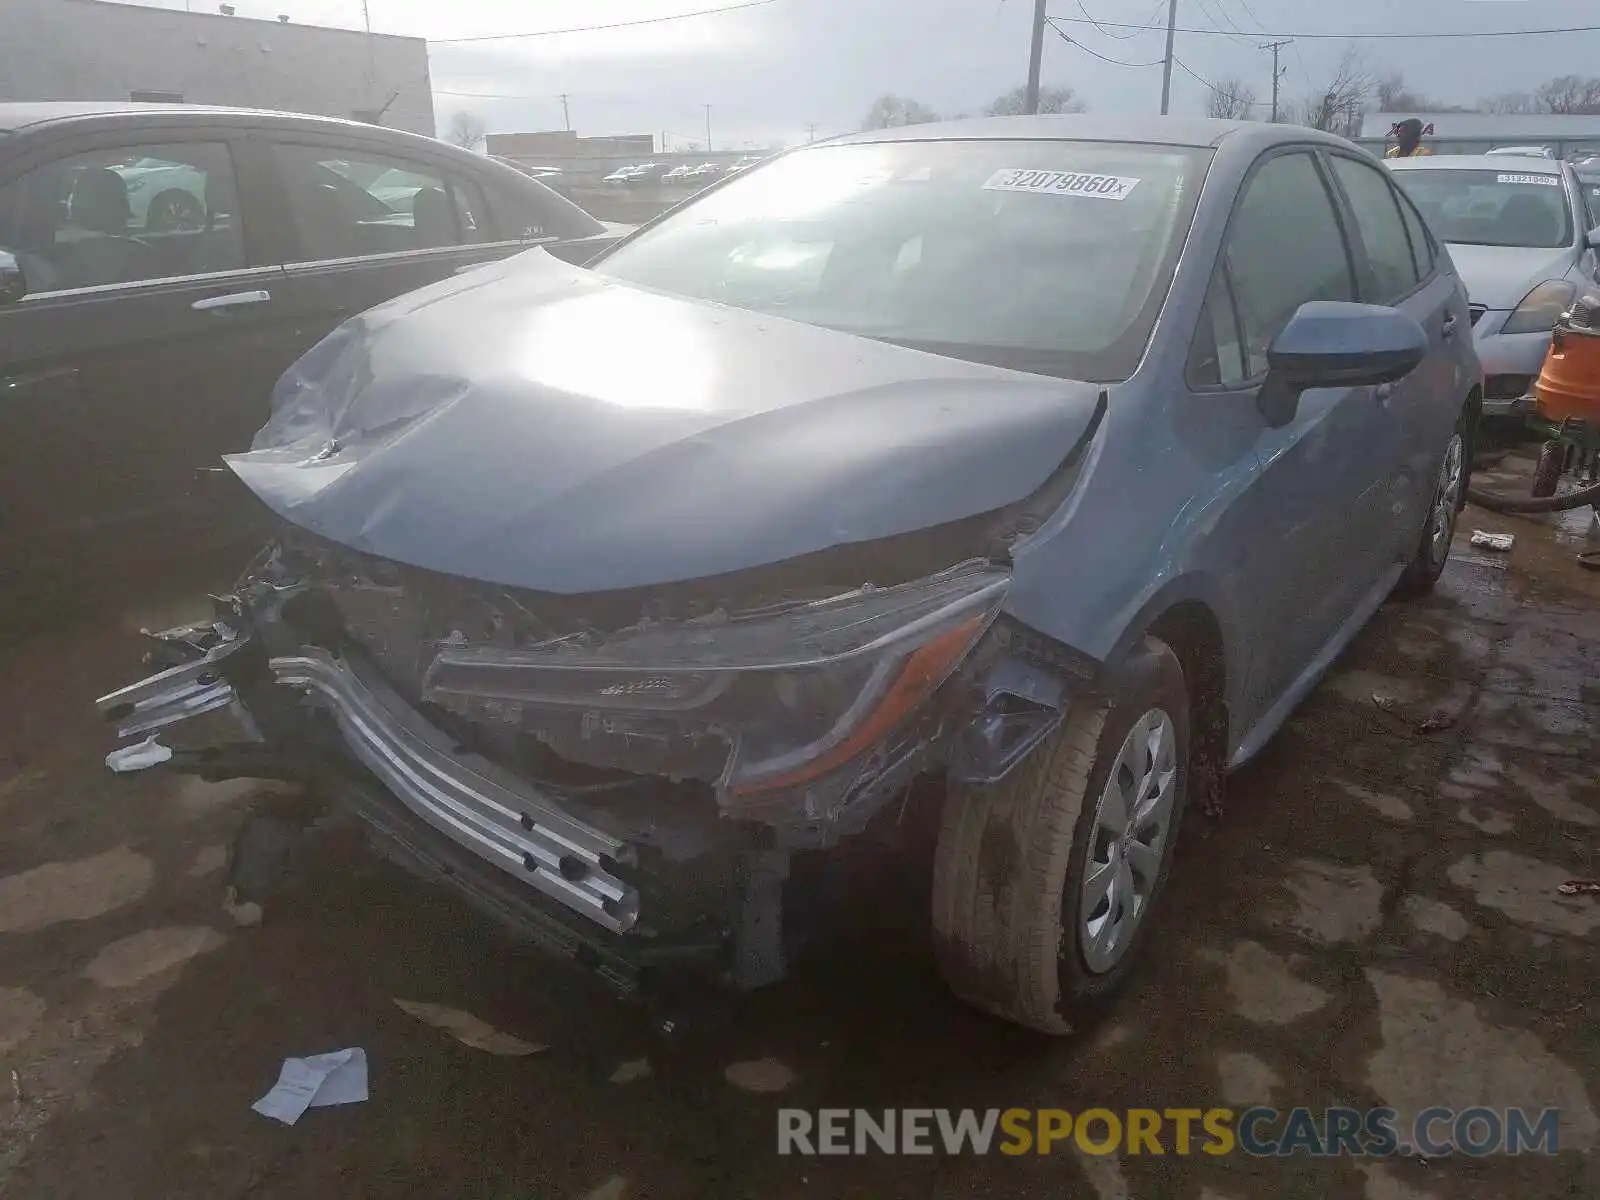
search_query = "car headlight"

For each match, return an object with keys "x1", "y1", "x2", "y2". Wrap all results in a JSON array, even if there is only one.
[
  {"x1": 422, "y1": 562, "x2": 1009, "y2": 801},
  {"x1": 1500, "y1": 279, "x2": 1577, "y2": 335}
]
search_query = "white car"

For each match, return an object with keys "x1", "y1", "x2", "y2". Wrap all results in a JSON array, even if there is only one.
[{"x1": 109, "y1": 157, "x2": 207, "y2": 230}]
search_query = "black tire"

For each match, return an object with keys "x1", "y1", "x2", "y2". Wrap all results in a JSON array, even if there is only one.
[
  {"x1": 1397, "y1": 405, "x2": 1473, "y2": 597},
  {"x1": 1531, "y1": 440, "x2": 1564, "y2": 499},
  {"x1": 147, "y1": 188, "x2": 204, "y2": 232},
  {"x1": 931, "y1": 636, "x2": 1190, "y2": 1034}
]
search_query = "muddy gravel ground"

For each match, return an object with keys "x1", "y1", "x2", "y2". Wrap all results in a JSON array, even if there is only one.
[{"x1": 1, "y1": 490, "x2": 1597, "y2": 1200}]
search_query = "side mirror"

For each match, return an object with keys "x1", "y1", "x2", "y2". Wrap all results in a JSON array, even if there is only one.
[
  {"x1": 1586, "y1": 227, "x2": 1600, "y2": 250},
  {"x1": 0, "y1": 250, "x2": 26, "y2": 305},
  {"x1": 1257, "y1": 301, "x2": 1428, "y2": 427}
]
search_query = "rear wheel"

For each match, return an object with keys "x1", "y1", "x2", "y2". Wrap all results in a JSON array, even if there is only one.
[
  {"x1": 1397, "y1": 407, "x2": 1471, "y2": 596},
  {"x1": 147, "y1": 189, "x2": 204, "y2": 232},
  {"x1": 931, "y1": 636, "x2": 1190, "y2": 1034}
]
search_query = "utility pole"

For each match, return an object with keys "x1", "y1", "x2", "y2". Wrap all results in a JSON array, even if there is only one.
[
  {"x1": 806, "y1": 122, "x2": 819, "y2": 143},
  {"x1": 1260, "y1": 39, "x2": 1292, "y2": 123},
  {"x1": 704, "y1": 104, "x2": 712, "y2": 151},
  {"x1": 1159, "y1": 0, "x2": 1178, "y2": 116},
  {"x1": 559, "y1": 94, "x2": 571, "y2": 131},
  {"x1": 360, "y1": 1, "x2": 377, "y2": 107},
  {"x1": 1024, "y1": 0, "x2": 1048, "y2": 114}
]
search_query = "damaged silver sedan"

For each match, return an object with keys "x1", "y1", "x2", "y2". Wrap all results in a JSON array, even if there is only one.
[{"x1": 99, "y1": 117, "x2": 1481, "y2": 1033}]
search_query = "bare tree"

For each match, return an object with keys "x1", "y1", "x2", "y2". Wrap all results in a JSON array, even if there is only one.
[
  {"x1": 1535, "y1": 74, "x2": 1600, "y2": 115},
  {"x1": 1479, "y1": 91, "x2": 1538, "y2": 115},
  {"x1": 1205, "y1": 77, "x2": 1257, "y2": 121},
  {"x1": 986, "y1": 84, "x2": 1087, "y2": 116},
  {"x1": 1376, "y1": 71, "x2": 1437, "y2": 114},
  {"x1": 1293, "y1": 47, "x2": 1372, "y2": 138},
  {"x1": 861, "y1": 94, "x2": 941, "y2": 130},
  {"x1": 446, "y1": 111, "x2": 487, "y2": 151}
]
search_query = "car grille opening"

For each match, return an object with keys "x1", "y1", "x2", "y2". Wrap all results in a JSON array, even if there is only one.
[{"x1": 1484, "y1": 374, "x2": 1533, "y2": 402}]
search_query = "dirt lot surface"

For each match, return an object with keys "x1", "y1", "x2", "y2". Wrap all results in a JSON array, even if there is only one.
[{"x1": 1, "y1": 488, "x2": 1597, "y2": 1199}]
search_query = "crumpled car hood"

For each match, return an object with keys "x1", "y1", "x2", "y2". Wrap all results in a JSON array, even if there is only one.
[
  {"x1": 227, "y1": 250, "x2": 1103, "y2": 594},
  {"x1": 1445, "y1": 242, "x2": 1578, "y2": 311}
]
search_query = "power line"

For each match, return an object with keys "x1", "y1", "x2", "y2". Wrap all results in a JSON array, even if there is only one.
[
  {"x1": 1071, "y1": 0, "x2": 1167, "y2": 41},
  {"x1": 1193, "y1": 0, "x2": 1251, "y2": 43},
  {"x1": 1230, "y1": 0, "x2": 1269, "y2": 34},
  {"x1": 1048, "y1": 20, "x2": 1163, "y2": 68},
  {"x1": 433, "y1": 0, "x2": 778, "y2": 45},
  {"x1": 1045, "y1": 14, "x2": 1600, "y2": 39}
]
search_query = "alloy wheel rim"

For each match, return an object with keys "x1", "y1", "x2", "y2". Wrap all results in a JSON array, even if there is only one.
[
  {"x1": 1430, "y1": 433, "x2": 1465, "y2": 565},
  {"x1": 1078, "y1": 707, "x2": 1178, "y2": 975}
]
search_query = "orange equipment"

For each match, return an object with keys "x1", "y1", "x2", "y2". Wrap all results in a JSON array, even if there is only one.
[{"x1": 1534, "y1": 295, "x2": 1600, "y2": 424}]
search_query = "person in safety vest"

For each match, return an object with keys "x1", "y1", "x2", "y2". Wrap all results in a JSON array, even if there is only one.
[{"x1": 1386, "y1": 118, "x2": 1434, "y2": 158}]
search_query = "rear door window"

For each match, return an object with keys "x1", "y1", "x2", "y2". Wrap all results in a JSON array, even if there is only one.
[
  {"x1": 269, "y1": 144, "x2": 489, "y2": 262},
  {"x1": 0, "y1": 141, "x2": 243, "y2": 292}
]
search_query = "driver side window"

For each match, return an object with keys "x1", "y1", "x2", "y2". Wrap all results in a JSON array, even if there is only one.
[
  {"x1": 1191, "y1": 151, "x2": 1357, "y2": 388},
  {"x1": 0, "y1": 141, "x2": 243, "y2": 293}
]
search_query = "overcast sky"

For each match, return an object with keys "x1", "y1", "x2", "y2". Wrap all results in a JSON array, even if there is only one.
[{"x1": 119, "y1": 0, "x2": 1600, "y2": 148}]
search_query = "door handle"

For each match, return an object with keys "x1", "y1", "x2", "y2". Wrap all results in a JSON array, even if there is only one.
[
  {"x1": 1441, "y1": 313, "x2": 1459, "y2": 340},
  {"x1": 191, "y1": 289, "x2": 271, "y2": 312},
  {"x1": 1374, "y1": 382, "x2": 1396, "y2": 403}
]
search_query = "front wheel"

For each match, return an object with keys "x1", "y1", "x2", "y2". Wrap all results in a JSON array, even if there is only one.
[{"x1": 932, "y1": 636, "x2": 1190, "y2": 1034}]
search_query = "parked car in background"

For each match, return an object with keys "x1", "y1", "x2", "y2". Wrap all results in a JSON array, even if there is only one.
[
  {"x1": 602, "y1": 163, "x2": 645, "y2": 183},
  {"x1": 489, "y1": 156, "x2": 570, "y2": 198},
  {"x1": 622, "y1": 163, "x2": 667, "y2": 185},
  {"x1": 1577, "y1": 165, "x2": 1600, "y2": 226},
  {"x1": 101, "y1": 116, "x2": 1480, "y2": 1036},
  {"x1": 0, "y1": 102, "x2": 627, "y2": 598},
  {"x1": 686, "y1": 162, "x2": 724, "y2": 180},
  {"x1": 1388, "y1": 154, "x2": 1600, "y2": 418},
  {"x1": 113, "y1": 156, "x2": 209, "y2": 230},
  {"x1": 661, "y1": 164, "x2": 696, "y2": 182},
  {"x1": 726, "y1": 154, "x2": 766, "y2": 174}
]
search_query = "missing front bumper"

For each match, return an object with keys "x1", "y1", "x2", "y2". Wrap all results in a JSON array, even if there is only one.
[{"x1": 98, "y1": 631, "x2": 641, "y2": 937}]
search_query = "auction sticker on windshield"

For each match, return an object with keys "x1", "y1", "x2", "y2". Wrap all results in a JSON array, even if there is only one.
[
  {"x1": 1497, "y1": 174, "x2": 1560, "y2": 187},
  {"x1": 983, "y1": 169, "x2": 1141, "y2": 200}
]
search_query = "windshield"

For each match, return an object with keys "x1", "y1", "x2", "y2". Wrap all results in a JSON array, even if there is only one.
[
  {"x1": 1391, "y1": 168, "x2": 1573, "y2": 249},
  {"x1": 592, "y1": 139, "x2": 1211, "y2": 381}
]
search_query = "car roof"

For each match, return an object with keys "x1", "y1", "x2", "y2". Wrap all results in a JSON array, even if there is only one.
[
  {"x1": 0, "y1": 101, "x2": 438, "y2": 148},
  {"x1": 1386, "y1": 154, "x2": 1565, "y2": 173},
  {"x1": 825, "y1": 114, "x2": 1354, "y2": 152}
]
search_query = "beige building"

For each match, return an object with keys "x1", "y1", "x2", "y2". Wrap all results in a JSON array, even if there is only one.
[{"x1": 1, "y1": 0, "x2": 435, "y2": 135}]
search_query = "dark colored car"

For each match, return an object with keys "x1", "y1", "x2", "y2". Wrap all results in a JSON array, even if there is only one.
[
  {"x1": 101, "y1": 117, "x2": 1479, "y2": 1034},
  {"x1": 0, "y1": 102, "x2": 625, "y2": 595}
]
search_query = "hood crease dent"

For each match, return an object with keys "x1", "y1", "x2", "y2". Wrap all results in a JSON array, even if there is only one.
[{"x1": 228, "y1": 252, "x2": 1106, "y2": 595}]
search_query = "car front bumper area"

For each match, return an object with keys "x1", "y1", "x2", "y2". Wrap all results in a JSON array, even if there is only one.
[{"x1": 95, "y1": 593, "x2": 768, "y2": 1004}]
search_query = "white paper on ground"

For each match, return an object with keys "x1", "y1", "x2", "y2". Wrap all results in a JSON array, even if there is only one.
[
  {"x1": 105, "y1": 737, "x2": 173, "y2": 773},
  {"x1": 252, "y1": 1047, "x2": 368, "y2": 1125},
  {"x1": 1469, "y1": 530, "x2": 1515, "y2": 551}
]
